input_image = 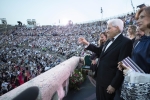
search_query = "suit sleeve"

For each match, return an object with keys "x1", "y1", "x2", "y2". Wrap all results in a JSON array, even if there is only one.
[
  {"x1": 86, "y1": 44, "x2": 103, "y2": 57},
  {"x1": 110, "y1": 40, "x2": 133, "y2": 89}
]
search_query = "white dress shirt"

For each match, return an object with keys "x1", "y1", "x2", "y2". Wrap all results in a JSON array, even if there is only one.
[{"x1": 104, "y1": 33, "x2": 121, "y2": 52}]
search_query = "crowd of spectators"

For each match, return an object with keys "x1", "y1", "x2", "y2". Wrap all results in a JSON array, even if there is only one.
[{"x1": 0, "y1": 12, "x2": 135, "y2": 95}]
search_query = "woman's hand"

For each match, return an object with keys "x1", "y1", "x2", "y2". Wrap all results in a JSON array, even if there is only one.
[{"x1": 117, "y1": 62, "x2": 133, "y2": 75}]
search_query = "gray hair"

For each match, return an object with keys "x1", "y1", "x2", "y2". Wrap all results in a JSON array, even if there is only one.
[{"x1": 107, "y1": 19, "x2": 124, "y2": 33}]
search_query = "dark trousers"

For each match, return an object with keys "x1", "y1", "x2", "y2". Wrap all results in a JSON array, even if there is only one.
[
  {"x1": 114, "y1": 87, "x2": 124, "y2": 100},
  {"x1": 96, "y1": 83, "x2": 115, "y2": 100}
]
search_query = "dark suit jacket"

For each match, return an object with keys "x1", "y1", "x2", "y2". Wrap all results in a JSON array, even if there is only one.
[{"x1": 86, "y1": 34, "x2": 133, "y2": 89}]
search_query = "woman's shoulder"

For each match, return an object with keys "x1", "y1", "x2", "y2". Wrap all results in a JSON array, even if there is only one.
[
  {"x1": 141, "y1": 35, "x2": 150, "y2": 41},
  {"x1": 139, "y1": 36, "x2": 150, "y2": 46}
]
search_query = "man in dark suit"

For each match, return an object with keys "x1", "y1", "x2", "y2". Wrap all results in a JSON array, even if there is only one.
[{"x1": 78, "y1": 19, "x2": 133, "y2": 100}]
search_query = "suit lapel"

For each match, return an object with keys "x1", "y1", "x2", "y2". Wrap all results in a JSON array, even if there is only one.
[{"x1": 100, "y1": 34, "x2": 123, "y2": 58}]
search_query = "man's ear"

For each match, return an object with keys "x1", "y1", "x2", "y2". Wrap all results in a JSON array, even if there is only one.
[{"x1": 115, "y1": 26, "x2": 120, "y2": 33}]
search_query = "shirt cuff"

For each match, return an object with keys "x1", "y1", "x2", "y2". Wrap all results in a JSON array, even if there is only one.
[{"x1": 85, "y1": 43, "x2": 90, "y2": 48}]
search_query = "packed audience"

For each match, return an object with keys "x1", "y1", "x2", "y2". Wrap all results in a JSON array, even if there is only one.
[{"x1": 0, "y1": 12, "x2": 136, "y2": 95}]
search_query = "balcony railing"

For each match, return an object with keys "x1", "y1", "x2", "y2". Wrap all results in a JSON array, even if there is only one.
[{"x1": 0, "y1": 56, "x2": 80, "y2": 100}]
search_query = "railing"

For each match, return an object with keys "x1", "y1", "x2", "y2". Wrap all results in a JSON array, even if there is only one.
[{"x1": 0, "y1": 56, "x2": 80, "y2": 100}]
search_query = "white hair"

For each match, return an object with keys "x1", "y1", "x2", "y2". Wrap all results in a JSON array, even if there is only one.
[{"x1": 107, "y1": 19, "x2": 124, "y2": 33}]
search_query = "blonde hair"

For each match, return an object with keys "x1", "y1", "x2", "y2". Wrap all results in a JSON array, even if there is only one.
[{"x1": 128, "y1": 25, "x2": 137, "y2": 34}]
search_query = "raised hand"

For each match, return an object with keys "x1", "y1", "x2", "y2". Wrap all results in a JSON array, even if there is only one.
[{"x1": 78, "y1": 37, "x2": 89, "y2": 45}]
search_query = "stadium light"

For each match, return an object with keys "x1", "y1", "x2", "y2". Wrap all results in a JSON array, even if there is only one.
[
  {"x1": 0, "y1": 18, "x2": 7, "y2": 34},
  {"x1": 0, "y1": 18, "x2": 7, "y2": 25},
  {"x1": 27, "y1": 19, "x2": 36, "y2": 29},
  {"x1": 32, "y1": 19, "x2": 36, "y2": 25},
  {"x1": 27, "y1": 19, "x2": 32, "y2": 25},
  {"x1": 130, "y1": 0, "x2": 135, "y2": 13},
  {"x1": 17, "y1": 21, "x2": 22, "y2": 26}
]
